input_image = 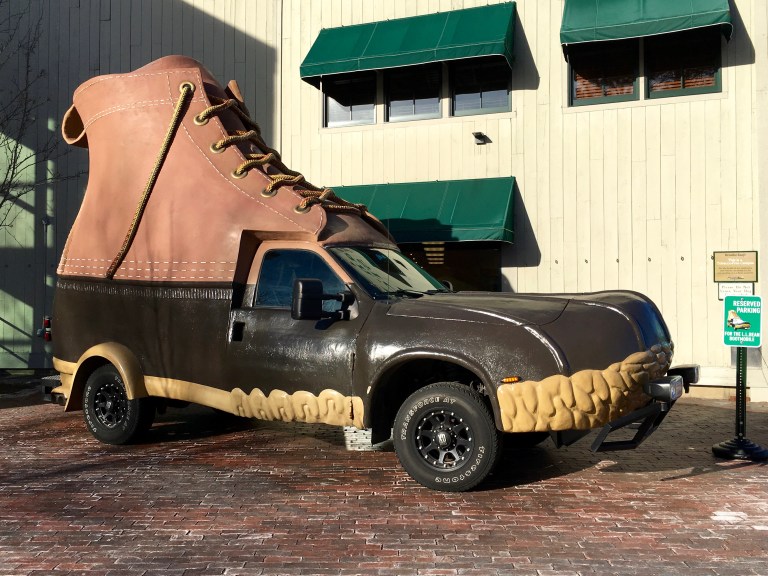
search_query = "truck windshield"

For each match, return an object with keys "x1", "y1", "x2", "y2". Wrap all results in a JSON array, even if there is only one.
[{"x1": 329, "y1": 247, "x2": 449, "y2": 298}]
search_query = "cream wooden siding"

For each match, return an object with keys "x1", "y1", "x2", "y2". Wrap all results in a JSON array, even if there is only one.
[
  {"x1": 0, "y1": 0, "x2": 282, "y2": 368},
  {"x1": 1, "y1": 0, "x2": 766, "y2": 390}
]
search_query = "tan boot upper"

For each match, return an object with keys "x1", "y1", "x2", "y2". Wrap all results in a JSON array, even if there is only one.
[{"x1": 59, "y1": 55, "x2": 392, "y2": 283}]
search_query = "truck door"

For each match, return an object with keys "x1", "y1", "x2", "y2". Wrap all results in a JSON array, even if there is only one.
[{"x1": 225, "y1": 247, "x2": 366, "y2": 398}]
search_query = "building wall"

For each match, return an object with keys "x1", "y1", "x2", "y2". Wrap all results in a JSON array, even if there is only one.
[
  {"x1": 278, "y1": 0, "x2": 768, "y2": 397},
  {"x1": 1, "y1": 0, "x2": 766, "y2": 398},
  {"x1": 0, "y1": 0, "x2": 283, "y2": 368}
]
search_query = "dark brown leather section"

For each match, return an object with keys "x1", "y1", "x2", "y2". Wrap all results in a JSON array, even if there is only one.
[{"x1": 54, "y1": 278, "x2": 232, "y2": 387}]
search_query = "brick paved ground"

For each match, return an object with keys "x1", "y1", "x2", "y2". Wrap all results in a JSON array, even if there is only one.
[{"x1": 1, "y1": 376, "x2": 767, "y2": 576}]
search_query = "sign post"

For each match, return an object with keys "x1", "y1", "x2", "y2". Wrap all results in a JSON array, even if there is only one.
[{"x1": 713, "y1": 296, "x2": 768, "y2": 460}]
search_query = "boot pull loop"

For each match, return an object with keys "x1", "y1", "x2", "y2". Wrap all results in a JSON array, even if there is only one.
[
  {"x1": 62, "y1": 104, "x2": 88, "y2": 148},
  {"x1": 106, "y1": 81, "x2": 195, "y2": 280}
]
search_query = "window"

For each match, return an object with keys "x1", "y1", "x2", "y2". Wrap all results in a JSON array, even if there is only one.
[
  {"x1": 568, "y1": 28, "x2": 724, "y2": 106},
  {"x1": 385, "y1": 64, "x2": 441, "y2": 122},
  {"x1": 323, "y1": 72, "x2": 376, "y2": 127},
  {"x1": 646, "y1": 28, "x2": 721, "y2": 98},
  {"x1": 255, "y1": 250, "x2": 346, "y2": 311},
  {"x1": 401, "y1": 242, "x2": 502, "y2": 292},
  {"x1": 320, "y1": 57, "x2": 513, "y2": 127},
  {"x1": 451, "y1": 58, "x2": 511, "y2": 116},
  {"x1": 330, "y1": 247, "x2": 446, "y2": 298},
  {"x1": 569, "y1": 39, "x2": 639, "y2": 106}
]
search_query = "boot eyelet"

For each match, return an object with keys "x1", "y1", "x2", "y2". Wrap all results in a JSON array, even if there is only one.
[
  {"x1": 231, "y1": 169, "x2": 247, "y2": 180},
  {"x1": 294, "y1": 204, "x2": 311, "y2": 214},
  {"x1": 194, "y1": 114, "x2": 209, "y2": 126},
  {"x1": 179, "y1": 81, "x2": 195, "y2": 94},
  {"x1": 210, "y1": 142, "x2": 225, "y2": 154},
  {"x1": 261, "y1": 188, "x2": 278, "y2": 198}
]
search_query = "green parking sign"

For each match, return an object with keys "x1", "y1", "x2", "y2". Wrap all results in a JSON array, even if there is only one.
[{"x1": 724, "y1": 295, "x2": 762, "y2": 348}]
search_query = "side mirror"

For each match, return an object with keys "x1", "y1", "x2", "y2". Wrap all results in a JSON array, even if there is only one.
[
  {"x1": 291, "y1": 278, "x2": 354, "y2": 321},
  {"x1": 291, "y1": 278, "x2": 324, "y2": 320}
]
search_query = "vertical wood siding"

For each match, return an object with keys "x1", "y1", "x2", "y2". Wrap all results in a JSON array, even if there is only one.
[
  {"x1": 0, "y1": 0, "x2": 281, "y2": 367},
  {"x1": 0, "y1": 0, "x2": 765, "y2": 378},
  {"x1": 279, "y1": 0, "x2": 765, "y2": 371}
]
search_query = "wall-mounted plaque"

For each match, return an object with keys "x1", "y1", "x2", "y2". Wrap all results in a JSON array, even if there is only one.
[{"x1": 713, "y1": 251, "x2": 758, "y2": 283}]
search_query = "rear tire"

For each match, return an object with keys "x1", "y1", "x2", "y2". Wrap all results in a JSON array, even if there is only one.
[
  {"x1": 393, "y1": 382, "x2": 500, "y2": 491},
  {"x1": 83, "y1": 365, "x2": 155, "y2": 445}
]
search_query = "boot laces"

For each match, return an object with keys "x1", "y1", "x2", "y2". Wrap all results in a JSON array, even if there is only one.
[
  {"x1": 196, "y1": 95, "x2": 367, "y2": 215},
  {"x1": 107, "y1": 82, "x2": 387, "y2": 280}
]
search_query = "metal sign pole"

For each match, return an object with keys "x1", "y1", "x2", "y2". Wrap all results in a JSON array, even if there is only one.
[{"x1": 712, "y1": 346, "x2": 768, "y2": 460}]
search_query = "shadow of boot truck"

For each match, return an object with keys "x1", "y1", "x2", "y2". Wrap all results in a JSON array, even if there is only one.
[{"x1": 41, "y1": 56, "x2": 699, "y2": 492}]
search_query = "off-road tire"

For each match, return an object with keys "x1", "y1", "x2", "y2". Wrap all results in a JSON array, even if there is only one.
[
  {"x1": 393, "y1": 382, "x2": 500, "y2": 492},
  {"x1": 83, "y1": 365, "x2": 155, "y2": 445}
]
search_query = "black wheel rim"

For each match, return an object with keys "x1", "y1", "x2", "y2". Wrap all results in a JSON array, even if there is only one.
[
  {"x1": 93, "y1": 381, "x2": 128, "y2": 428},
  {"x1": 415, "y1": 409, "x2": 473, "y2": 470}
]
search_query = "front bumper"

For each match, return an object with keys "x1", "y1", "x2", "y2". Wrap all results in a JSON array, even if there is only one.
[{"x1": 590, "y1": 365, "x2": 700, "y2": 452}]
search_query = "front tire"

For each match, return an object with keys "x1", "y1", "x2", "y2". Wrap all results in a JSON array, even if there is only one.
[
  {"x1": 393, "y1": 382, "x2": 500, "y2": 491},
  {"x1": 83, "y1": 365, "x2": 155, "y2": 444}
]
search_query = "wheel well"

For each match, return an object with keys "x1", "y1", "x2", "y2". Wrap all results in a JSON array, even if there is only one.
[
  {"x1": 368, "y1": 359, "x2": 488, "y2": 444},
  {"x1": 67, "y1": 356, "x2": 110, "y2": 411}
]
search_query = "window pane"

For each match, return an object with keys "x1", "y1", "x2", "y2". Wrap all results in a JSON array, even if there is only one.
[
  {"x1": 330, "y1": 247, "x2": 446, "y2": 298},
  {"x1": 389, "y1": 98, "x2": 414, "y2": 119},
  {"x1": 385, "y1": 64, "x2": 441, "y2": 122},
  {"x1": 323, "y1": 73, "x2": 376, "y2": 127},
  {"x1": 684, "y1": 66, "x2": 717, "y2": 88},
  {"x1": 604, "y1": 74, "x2": 636, "y2": 96},
  {"x1": 482, "y1": 88, "x2": 509, "y2": 110},
  {"x1": 350, "y1": 101, "x2": 375, "y2": 124},
  {"x1": 454, "y1": 91, "x2": 481, "y2": 113},
  {"x1": 649, "y1": 70, "x2": 682, "y2": 92},
  {"x1": 569, "y1": 39, "x2": 638, "y2": 104},
  {"x1": 574, "y1": 73, "x2": 604, "y2": 99},
  {"x1": 451, "y1": 57, "x2": 511, "y2": 116},
  {"x1": 327, "y1": 97, "x2": 351, "y2": 127},
  {"x1": 646, "y1": 28, "x2": 720, "y2": 95},
  {"x1": 256, "y1": 250, "x2": 345, "y2": 311},
  {"x1": 414, "y1": 95, "x2": 439, "y2": 116},
  {"x1": 400, "y1": 242, "x2": 502, "y2": 292}
]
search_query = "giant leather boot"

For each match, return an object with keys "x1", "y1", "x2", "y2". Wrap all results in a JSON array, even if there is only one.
[{"x1": 59, "y1": 55, "x2": 392, "y2": 283}]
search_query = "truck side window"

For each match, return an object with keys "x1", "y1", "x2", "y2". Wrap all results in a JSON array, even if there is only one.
[{"x1": 255, "y1": 250, "x2": 346, "y2": 311}]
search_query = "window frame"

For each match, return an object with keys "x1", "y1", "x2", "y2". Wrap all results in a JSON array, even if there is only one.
[
  {"x1": 319, "y1": 57, "x2": 515, "y2": 128},
  {"x1": 644, "y1": 28, "x2": 723, "y2": 100},
  {"x1": 568, "y1": 28, "x2": 724, "y2": 108},
  {"x1": 568, "y1": 38, "x2": 640, "y2": 107}
]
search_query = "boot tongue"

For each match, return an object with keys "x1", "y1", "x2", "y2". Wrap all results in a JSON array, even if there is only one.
[{"x1": 225, "y1": 80, "x2": 251, "y2": 117}]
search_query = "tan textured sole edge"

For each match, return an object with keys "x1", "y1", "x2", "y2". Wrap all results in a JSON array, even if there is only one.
[
  {"x1": 52, "y1": 356, "x2": 364, "y2": 429},
  {"x1": 496, "y1": 344, "x2": 674, "y2": 432}
]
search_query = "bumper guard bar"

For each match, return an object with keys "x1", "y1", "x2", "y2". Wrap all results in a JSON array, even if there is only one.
[{"x1": 590, "y1": 375, "x2": 684, "y2": 452}]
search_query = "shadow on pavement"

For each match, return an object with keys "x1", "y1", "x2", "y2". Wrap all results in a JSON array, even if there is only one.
[
  {"x1": 143, "y1": 405, "x2": 257, "y2": 443},
  {"x1": 0, "y1": 370, "x2": 54, "y2": 409}
]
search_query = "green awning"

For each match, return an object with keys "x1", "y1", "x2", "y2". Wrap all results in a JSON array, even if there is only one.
[
  {"x1": 300, "y1": 3, "x2": 516, "y2": 84},
  {"x1": 560, "y1": 0, "x2": 733, "y2": 48},
  {"x1": 335, "y1": 178, "x2": 515, "y2": 243}
]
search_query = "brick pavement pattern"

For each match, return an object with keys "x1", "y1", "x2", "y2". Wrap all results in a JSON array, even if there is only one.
[{"x1": 1, "y1": 383, "x2": 767, "y2": 576}]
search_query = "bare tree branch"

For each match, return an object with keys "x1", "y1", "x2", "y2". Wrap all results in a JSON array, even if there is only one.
[{"x1": 0, "y1": 1, "x2": 76, "y2": 229}]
